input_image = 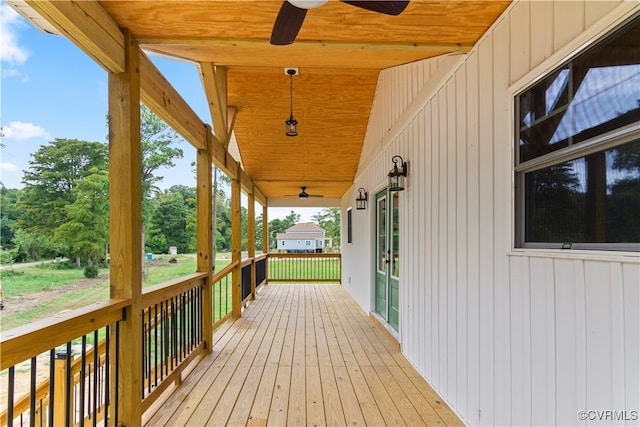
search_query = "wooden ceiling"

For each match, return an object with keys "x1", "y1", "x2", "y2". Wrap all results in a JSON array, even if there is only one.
[{"x1": 29, "y1": 0, "x2": 513, "y2": 201}]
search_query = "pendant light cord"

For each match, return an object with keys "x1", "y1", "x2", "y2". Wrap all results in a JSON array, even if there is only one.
[{"x1": 289, "y1": 73, "x2": 294, "y2": 117}]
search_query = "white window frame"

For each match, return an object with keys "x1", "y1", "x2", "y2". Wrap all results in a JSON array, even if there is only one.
[{"x1": 511, "y1": 11, "x2": 640, "y2": 253}]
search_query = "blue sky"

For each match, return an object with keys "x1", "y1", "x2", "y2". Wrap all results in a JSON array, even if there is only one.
[
  {"x1": 0, "y1": 2, "x2": 319, "y2": 222},
  {"x1": 1, "y1": 2, "x2": 204, "y2": 190}
]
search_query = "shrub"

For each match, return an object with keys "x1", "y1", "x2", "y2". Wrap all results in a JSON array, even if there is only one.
[
  {"x1": 84, "y1": 264, "x2": 99, "y2": 278},
  {"x1": 0, "y1": 249, "x2": 16, "y2": 265},
  {"x1": 51, "y1": 261, "x2": 77, "y2": 270},
  {"x1": 1, "y1": 269, "x2": 24, "y2": 277}
]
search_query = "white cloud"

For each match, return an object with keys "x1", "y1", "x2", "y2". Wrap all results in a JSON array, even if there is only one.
[
  {"x1": 0, "y1": 162, "x2": 20, "y2": 173},
  {"x1": 1, "y1": 121, "x2": 51, "y2": 140},
  {"x1": 1, "y1": 4, "x2": 30, "y2": 67}
]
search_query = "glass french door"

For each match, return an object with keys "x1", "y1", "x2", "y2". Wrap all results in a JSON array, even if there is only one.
[{"x1": 374, "y1": 188, "x2": 400, "y2": 331}]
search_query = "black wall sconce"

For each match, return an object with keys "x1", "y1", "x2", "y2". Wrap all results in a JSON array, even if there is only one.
[
  {"x1": 388, "y1": 155, "x2": 408, "y2": 191},
  {"x1": 355, "y1": 187, "x2": 368, "y2": 210}
]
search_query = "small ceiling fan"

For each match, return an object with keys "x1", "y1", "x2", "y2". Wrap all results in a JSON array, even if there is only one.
[
  {"x1": 286, "y1": 186, "x2": 324, "y2": 198},
  {"x1": 270, "y1": 0, "x2": 410, "y2": 45}
]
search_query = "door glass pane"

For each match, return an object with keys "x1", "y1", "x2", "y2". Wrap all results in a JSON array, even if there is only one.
[
  {"x1": 377, "y1": 196, "x2": 387, "y2": 272},
  {"x1": 391, "y1": 191, "x2": 400, "y2": 278}
]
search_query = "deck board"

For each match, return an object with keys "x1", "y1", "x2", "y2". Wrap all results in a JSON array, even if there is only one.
[{"x1": 146, "y1": 284, "x2": 462, "y2": 426}]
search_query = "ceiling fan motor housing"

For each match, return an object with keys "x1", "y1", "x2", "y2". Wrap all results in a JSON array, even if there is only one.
[{"x1": 288, "y1": 0, "x2": 328, "y2": 9}]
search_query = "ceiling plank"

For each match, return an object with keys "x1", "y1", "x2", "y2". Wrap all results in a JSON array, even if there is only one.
[{"x1": 20, "y1": 0, "x2": 125, "y2": 73}]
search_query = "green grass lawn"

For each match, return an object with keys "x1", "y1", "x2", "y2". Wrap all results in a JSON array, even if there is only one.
[{"x1": 0, "y1": 254, "x2": 231, "y2": 331}]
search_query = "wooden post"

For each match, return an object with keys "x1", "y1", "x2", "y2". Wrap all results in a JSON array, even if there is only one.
[
  {"x1": 197, "y1": 128, "x2": 213, "y2": 351},
  {"x1": 53, "y1": 351, "x2": 69, "y2": 427},
  {"x1": 262, "y1": 205, "x2": 269, "y2": 254},
  {"x1": 108, "y1": 28, "x2": 143, "y2": 426},
  {"x1": 263, "y1": 205, "x2": 269, "y2": 285},
  {"x1": 231, "y1": 170, "x2": 242, "y2": 318},
  {"x1": 247, "y1": 189, "x2": 256, "y2": 299}
]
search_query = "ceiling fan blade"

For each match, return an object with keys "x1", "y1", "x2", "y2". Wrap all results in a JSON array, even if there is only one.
[
  {"x1": 340, "y1": 0, "x2": 409, "y2": 16},
  {"x1": 270, "y1": 1, "x2": 308, "y2": 45}
]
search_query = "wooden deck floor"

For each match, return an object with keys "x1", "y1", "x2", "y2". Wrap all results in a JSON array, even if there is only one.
[{"x1": 145, "y1": 284, "x2": 462, "y2": 426}]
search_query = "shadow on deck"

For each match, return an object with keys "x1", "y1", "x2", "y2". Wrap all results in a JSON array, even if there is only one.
[{"x1": 145, "y1": 284, "x2": 462, "y2": 426}]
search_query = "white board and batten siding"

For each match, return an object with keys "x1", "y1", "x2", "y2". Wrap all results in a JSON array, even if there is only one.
[{"x1": 341, "y1": 1, "x2": 640, "y2": 426}]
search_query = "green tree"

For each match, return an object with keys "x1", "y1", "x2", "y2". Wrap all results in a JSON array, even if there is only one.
[
  {"x1": 147, "y1": 191, "x2": 190, "y2": 253},
  {"x1": 215, "y1": 191, "x2": 232, "y2": 252},
  {"x1": 16, "y1": 139, "x2": 108, "y2": 262},
  {"x1": 53, "y1": 168, "x2": 109, "y2": 266},
  {"x1": 140, "y1": 105, "x2": 184, "y2": 202},
  {"x1": 137, "y1": 105, "x2": 185, "y2": 277},
  {"x1": 0, "y1": 186, "x2": 21, "y2": 249},
  {"x1": 311, "y1": 207, "x2": 341, "y2": 248},
  {"x1": 16, "y1": 138, "x2": 108, "y2": 238},
  {"x1": 255, "y1": 213, "x2": 264, "y2": 252},
  {"x1": 11, "y1": 228, "x2": 58, "y2": 262}
]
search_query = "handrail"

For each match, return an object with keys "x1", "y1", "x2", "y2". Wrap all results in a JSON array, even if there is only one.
[
  {"x1": 1, "y1": 298, "x2": 130, "y2": 370},
  {"x1": 213, "y1": 260, "x2": 237, "y2": 282},
  {"x1": 267, "y1": 252, "x2": 341, "y2": 283},
  {"x1": 268, "y1": 252, "x2": 340, "y2": 259},
  {"x1": 142, "y1": 272, "x2": 208, "y2": 307}
]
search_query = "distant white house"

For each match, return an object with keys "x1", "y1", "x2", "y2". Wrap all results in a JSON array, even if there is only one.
[{"x1": 276, "y1": 223, "x2": 332, "y2": 253}]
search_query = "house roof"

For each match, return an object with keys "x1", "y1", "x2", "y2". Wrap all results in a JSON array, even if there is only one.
[{"x1": 285, "y1": 223, "x2": 324, "y2": 233}]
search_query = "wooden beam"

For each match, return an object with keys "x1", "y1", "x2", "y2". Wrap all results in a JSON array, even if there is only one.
[
  {"x1": 240, "y1": 169, "x2": 253, "y2": 194},
  {"x1": 20, "y1": 0, "x2": 125, "y2": 73},
  {"x1": 231, "y1": 173, "x2": 242, "y2": 318},
  {"x1": 197, "y1": 129, "x2": 213, "y2": 352},
  {"x1": 254, "y1": 186, "x2": 267, "y2": 207},
  {"x1": 227, "y1": 106, "x2": 238, "y2": 143},
  {"x1": 108, "y1": 28, "x2": 143, "y2": 425},
  {"x1": 139, "y1": 37, "x2": 474, "y2": 54},
  {"x1": 210, "y1": 133, "x2": 227, "y2": 171},
  {"x1": 200, "y1": 63, "x2": 229, "y2": 145},
  {"x1": 139, "y1": 51, "x2": 207, "y2": 150}
]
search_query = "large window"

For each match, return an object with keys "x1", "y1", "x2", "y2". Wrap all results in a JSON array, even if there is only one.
[{"x1": 515, "y1": 15, "x2": 640, "y2": 251}]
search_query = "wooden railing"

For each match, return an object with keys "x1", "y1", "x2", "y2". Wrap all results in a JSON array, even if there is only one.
[
  {"x1": 267, "y1": 253, "x2": 341, "y2": 282},
  {"x1": 212, "y1": 262, "x2": 235, "y2": 328},
  {"x1": 0, "y1": 299, "x2": 129, "y2": 426},
  {"x1": 140, "y1": 273, "x2": 207, "y2": 411},
  {"x1": 0, "y1": 252, "x2": 338, "y2": 425}
]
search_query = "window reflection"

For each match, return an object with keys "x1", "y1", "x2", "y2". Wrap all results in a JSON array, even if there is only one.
[
  {"x1": 391, "y1": 191, "x2": 400, "y2": 278},
  {"x1": 518, "y1": 17, "x2": 640, "y2": 163},
  {"x1": 377, "y1": 197, "x2": 386, "y2": 272},
  {"x1": 525, "y1": 139, "x2": 640, "y2": 243}
]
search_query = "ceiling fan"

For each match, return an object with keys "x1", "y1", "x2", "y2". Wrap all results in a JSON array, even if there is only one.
[
  {"x1": 270, "y1": 0, "x2": 410, "y2": 45},
  {"x1": 286, "y1": 186, "x2": 324, "y2": 198}
]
